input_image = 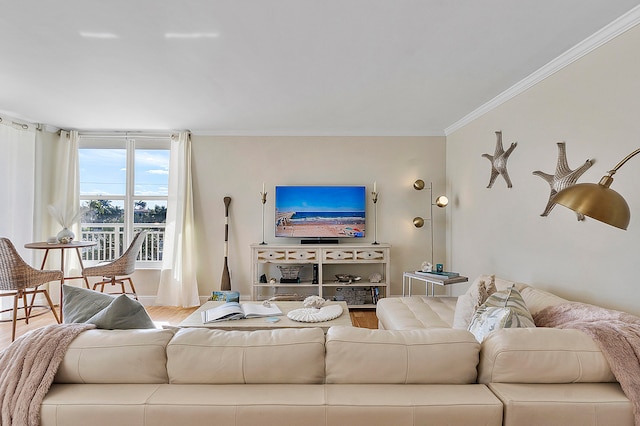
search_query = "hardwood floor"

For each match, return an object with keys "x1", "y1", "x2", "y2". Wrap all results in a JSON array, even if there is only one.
[
  {"x1": 0, "y1": 305, "x2": 378, "y2": 351},
  {"x1": 349, "y1": 308, "x2": 379, "y2": 329}
]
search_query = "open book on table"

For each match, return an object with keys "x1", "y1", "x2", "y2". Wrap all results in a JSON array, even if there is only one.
[{"x1": 202, "y1": 302, "x2": 283, "y2": 323}]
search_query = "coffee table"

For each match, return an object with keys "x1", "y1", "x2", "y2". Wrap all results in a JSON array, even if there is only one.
[{"x1": 178, "y1": 300, "x2": 351, "y2": 333}]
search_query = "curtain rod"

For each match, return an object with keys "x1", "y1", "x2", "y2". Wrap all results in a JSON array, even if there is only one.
[
  {"x1": 0, "y1": 116, "x2": 40, "y2": 131},
  {"x1": 78, "y1": 131, "x2": 182, "y2": 139}
]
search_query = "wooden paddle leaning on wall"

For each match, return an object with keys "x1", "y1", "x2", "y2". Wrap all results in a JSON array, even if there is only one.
[{"x1": 221, "y1": 196, "x2": 232, "y2": 291}]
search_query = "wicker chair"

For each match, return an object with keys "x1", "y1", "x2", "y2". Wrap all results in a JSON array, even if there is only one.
[
  {"x1": 0, "y1": 237, "x2": 61, "y2": 341},
  {"x1": 82, "y1": 230, "x2": 148, "y2": 300}
]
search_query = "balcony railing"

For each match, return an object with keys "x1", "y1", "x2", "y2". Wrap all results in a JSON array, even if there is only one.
[{"x1": 80, "y1": 223, "x2": 165, "y2": 263}]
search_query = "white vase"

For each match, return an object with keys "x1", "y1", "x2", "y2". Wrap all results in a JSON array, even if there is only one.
[{"x1": 56, "y1": 227, "x2": 75, "y2": 244}]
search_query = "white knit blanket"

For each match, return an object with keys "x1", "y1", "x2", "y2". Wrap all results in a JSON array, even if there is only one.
[
  {"x1": 0, "y1": 323, "x2": 95, "y2": 426},
  {"x1": 535, "y1": 302, "x2": 640, "y2": 425}
]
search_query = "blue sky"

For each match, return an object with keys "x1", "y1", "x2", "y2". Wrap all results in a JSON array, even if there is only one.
[
  {"x1": 79, "y1": 148, "x2": 169, "y2": 198},
  {"x1": 275, "y1": 186, "x2": 365, "y2": 212}
]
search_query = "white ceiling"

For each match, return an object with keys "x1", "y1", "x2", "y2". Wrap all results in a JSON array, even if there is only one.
[{"x1": 1, "y1": 1, "x2": 640, "y2": 135}]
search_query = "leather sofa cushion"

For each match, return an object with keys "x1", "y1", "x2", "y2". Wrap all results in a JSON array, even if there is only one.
[
  {"x1": 144, "y1": 384, "x2": 327, "y2": 426},
  {"x1": 325, "y1": 384, "x2": 503, "y2": 426},
  {"x1": 42, "y1": 384, "x2": 163, "y2": 426},
  {"x1": 376, "y1": 296, "x2": 456, "y2": 330},
  {"x1": 489, "y1": 383, "x2": 633, "y2": 426},
  {"x1": 325, "y1": 326, "x2": 479, "y2": 384},
  {"x1": 54, "y1": 329, "x2": 175, "y2": 384},
  {"x1": 166, "y1": 327, "x2": 325, "y2": 384},
  {"x1": 478, "y1": 327, "x2": 615, "y2": 384}
]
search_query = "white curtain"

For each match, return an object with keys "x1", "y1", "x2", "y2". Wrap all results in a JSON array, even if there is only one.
[
  {"x1": 156, "y1": 131, "x2": 200, "y2": 307},
  {"x1": 0, "y1": 117, "x2": 36, "y2": 318},
  {"x1": 0, "y1": 118, "x2": 36, "y2": 246},
  {"x1": 48, "y1": 130, "x2": 82, "y2": 274}
]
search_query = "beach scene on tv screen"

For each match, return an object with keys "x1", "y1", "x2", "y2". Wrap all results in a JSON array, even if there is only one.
[{"x1": 275, "y1": 186, "x2": 366, "y2": 238}]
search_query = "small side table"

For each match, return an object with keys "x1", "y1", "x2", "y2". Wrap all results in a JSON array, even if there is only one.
[
  {"x1": 402, "y1": 271, "x2": 468, "y2": 297},
  {"x1": 25, "y1": 240, "x2": 97, "y2": 320}
]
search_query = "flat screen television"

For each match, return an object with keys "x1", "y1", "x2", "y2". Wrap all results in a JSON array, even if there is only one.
[{"x1": 275, "y1": 185, "x2": 366, "y2": 240}]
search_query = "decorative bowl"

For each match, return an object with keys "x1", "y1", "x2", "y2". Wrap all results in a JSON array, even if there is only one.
[{"x1": 335, "y1": 274, "x2": 361, "y2": 284}]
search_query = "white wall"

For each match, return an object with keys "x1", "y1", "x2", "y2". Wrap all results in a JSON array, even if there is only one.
[
  {"x1": 446, "y1": 24, "x2": 640, "y2": 315},
  {"x1": 190, "y1": 136, "x2": 446, "y2": 299}
]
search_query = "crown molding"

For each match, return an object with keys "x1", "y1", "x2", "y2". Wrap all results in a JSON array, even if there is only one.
[
  {"x1": 191, "y1": 129, "x2": 446, "y2": 137},
  {"x1": 444, "y1": 5, "x2": 640, "y2": 136}
]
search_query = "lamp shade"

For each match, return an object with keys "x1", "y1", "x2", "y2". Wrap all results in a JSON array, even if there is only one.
[
  {"x1": 553, "y1": 182, "x2": 630, "y2": 230},
  {"x1": 435, "y1": 195, "x2": 449, "y2": 208}
]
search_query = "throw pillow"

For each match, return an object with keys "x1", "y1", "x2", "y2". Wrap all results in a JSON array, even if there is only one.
[
  {"x1": 452, "y1": 275, "x2": 496, "y2": 329},
  {"x1": 62, "y1": 284, "x2": 155, "y2": 329},
  {"x1": 62, "y1": 284, "x2": 114, "y2": 323},
  {"x1": 484, "y1": 274, "x2": 497, "y2": 298},
  {"x1": 86, "y1": 294, "x2": 156, "y2": 329},
  {"x1": 468, "y1": 285, "x2": 535, "y2": 342},
  {"x1": 452, "y1": 293, "x2": 476, "y2": 329}
]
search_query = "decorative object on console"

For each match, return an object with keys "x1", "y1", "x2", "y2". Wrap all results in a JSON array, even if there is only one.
[
  {"x1": 413, "y1": 181, "x2": 449, "y2": 264},
  {"x1": 371, "y1": 181, "x2": 379, "y2": 245},
  {"x1": 260, "y1": 182, "x2": 267, "y2": 245},
  {"x1": 221, "y1": 196, "x2": 232, "y2": 291},
  {"x1": 532, "y1": 142, "x2": 593, "y2": 220},
  {"x1": 278, "y1": 265, "x2": 303, "y2": 283},
  {"x1": 287, "y1": 303, "x2": 343, "y2": 323},
  {"x1": 420, "y1": 261, "x2": 432, "y2": 272},
  {"x1": 303, "y1": 295, "x2": 325, "y2": 309},
  {"x1": 553, "y1": 148, "x2": 640, "y2": 230},
  {"x1": 369, "y1": 272, "x2": 382, "y2": 283},
  {"x1": 481, "y1": 130, "x2": 518, "y2": 188},
  {"x1": 335, "y1": 274, "x2": 361, "y2": 284}
]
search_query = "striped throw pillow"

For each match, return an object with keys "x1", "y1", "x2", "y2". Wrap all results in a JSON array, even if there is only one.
[{"x1": 468, "y1": 285, "x2": 535, "y2": 342}]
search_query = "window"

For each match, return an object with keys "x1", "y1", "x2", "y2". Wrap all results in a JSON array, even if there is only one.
[{"x1": 79, "y1": 135, "x2": 170, "y2": 267}]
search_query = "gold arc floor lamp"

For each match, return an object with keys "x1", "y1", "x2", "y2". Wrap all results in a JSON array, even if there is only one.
[
  {"x1": 553, "y1": 148, "x2": 640, "y2": 230},
  {"x1": 413, "y1": 180, "x2": 449, "y2": 264}
]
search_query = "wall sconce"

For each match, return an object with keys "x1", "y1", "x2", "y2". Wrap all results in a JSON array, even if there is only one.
[
  {"x1": 554, "y1": 148, "x2": 640, "y2": 230},
  {"x1": 413, "y1": 180, "x2": 449, "y2": 263}
]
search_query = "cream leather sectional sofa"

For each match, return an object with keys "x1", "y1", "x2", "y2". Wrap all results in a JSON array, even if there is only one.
[
  {"x1": 40, "y1": 274, "x2": 633, "y2": 426},
  {"x1": 377, "y1": 274, "x2": 634, "y2": 426},
  {"x1": 42, "y1": 326, "x2": 502, "y2": 426}
]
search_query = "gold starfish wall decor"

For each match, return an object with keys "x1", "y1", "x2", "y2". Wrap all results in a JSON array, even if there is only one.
[
  {"x1": 532, "y1": 142, "x2": 593, "y2": 220},
  {"x1": 482, "y1": 131, "x2": 518, "y2": 188}
]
